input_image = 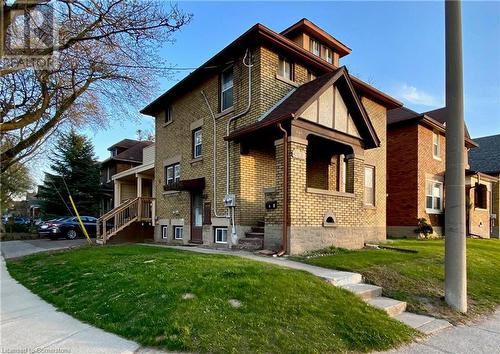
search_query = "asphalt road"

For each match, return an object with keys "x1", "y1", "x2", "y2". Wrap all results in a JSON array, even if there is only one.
[{"x1": 0, "y1": 238, "x2": 88, "y2": 259}]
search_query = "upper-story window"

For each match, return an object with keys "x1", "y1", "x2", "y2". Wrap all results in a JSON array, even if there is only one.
[
  {"x1": 165, "y1": 106, "x2": 172, "y2": 124},
  {"x1": 193, "y1": 128, "x2": 202, "y2": 158},
  {"x1": 433, "y1": 131, "x2": 441, "y2": 159},
  {"x1": 278, "y1": 57, "x2": 294, "y2": 81},
  {"x1": 323, "y1": 46, "x2": 333, "y2": 64},
  {"x1": 307, "y1": 70, "x2": 317, "y2": 82},
  {"x1": 165, "y1": 163, "x2": 180, "y2": 186},
  {"x1": 220, "y1": 66, "x2": 233, "y2": 111},
  {"x1": 310, "y1": 38, "x2": 321, "y2": 56}
]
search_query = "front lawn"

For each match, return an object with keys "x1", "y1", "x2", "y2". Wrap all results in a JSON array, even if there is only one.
[
  {"x1": 299, "y1": 239, "x2": 500, "y2": 324},
  {"x1": 6, "y1": 245, "x2": 414, "y2": 353}
]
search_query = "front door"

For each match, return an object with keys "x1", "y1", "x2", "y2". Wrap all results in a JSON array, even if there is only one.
[{"x1": 190, "y1": 192, "x2": 203, "y2": 243}]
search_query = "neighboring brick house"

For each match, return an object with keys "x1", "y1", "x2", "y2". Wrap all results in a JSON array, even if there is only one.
[
  {"x1": 387, "y1": 107, "x2": 497, "y2": 238},
  {"x1": 140, "y1": 19, "x2": 402, "y2": 255},
  {"x1": 99, "y1": 139, "x2": 154, "y2": 214},
  {"x1": 469, "y1": 134, "x2": 500, "y2": 238}
]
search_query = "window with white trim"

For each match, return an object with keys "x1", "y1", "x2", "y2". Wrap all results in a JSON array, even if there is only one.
[
  {"x1": 215, "y1": 227, "x2": 228, "y2": 244},
  {"x1": 193, "y1": 128, "x2": 202, "y2": 158},
  {"x1": 364, "y1": 165, "x2": 375, "y2": 206},
  {"x1": 174, "y1": 226, "x2": 183, "y2": 240},
  {"x1": 220, "y1": 66, "x2": 233, "y2": 111},
  {"x1": 161, "y1": 225, "x2": 168, "y2": 239},
  {"x1": 323, "y1": 46, "x2": 333, "y2": 64},
  {"x1": 432, "y1": 132, "x2": 440, "y2": 159},
  {"x1": 165, "y1": 163, "x2": 180, "y2": 186},
  {"x1": 310, "y1": 38, "x2": 321, "y2": 56},
  {"x1": 278, "y1": 57, "x2": 294, "y2": 81},
  {"x1": 425, "y1": 180, "x2": 443, "y2": 213}
]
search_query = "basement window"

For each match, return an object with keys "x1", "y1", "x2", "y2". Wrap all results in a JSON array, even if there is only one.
[
  {"x1": 215, "y1": 227, "x2": 228, "y2": 244},
  {"x1": 174, "y1": 226, "x2": 183, "y2": 240},
  {"x1": 161, "y1": 225, "x2": 168, "y2": 239}
]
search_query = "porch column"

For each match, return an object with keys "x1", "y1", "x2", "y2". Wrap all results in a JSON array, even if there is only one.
[
  {"x1": 137, "y1": 175, "x2": 143, "y2": 198},
  {"x1": 113, "y1": 180, "x2": 121, "y2": 208}
]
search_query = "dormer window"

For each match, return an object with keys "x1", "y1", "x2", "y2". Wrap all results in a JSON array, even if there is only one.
[
  {"x1": 278, "y1": 57, "x2": 294, "y2": 81},
  {"x1": 323, "y1": 47, "x2": 333, "y2": 64},
  {"x1": 310, "y1": 38, "x2": 321, "y2": 56},
  {"x1": 220, "y1": 66, "x2": 233, "y2": 112}
]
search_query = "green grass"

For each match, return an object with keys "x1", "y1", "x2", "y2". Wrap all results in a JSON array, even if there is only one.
[
  {"x1": 298, "y1": 239, "x2": 500, "y2": 324},
  {"x1": 6, "y1": 245, "x2": 415, "y2": 353}
]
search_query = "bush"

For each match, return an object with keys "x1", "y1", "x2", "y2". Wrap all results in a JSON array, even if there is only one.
[{"x1": 415, "y1": 218, "x2": 434, "y2": 238}]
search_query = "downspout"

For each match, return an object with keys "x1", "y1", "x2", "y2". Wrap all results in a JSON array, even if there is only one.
[
  {"x1": 226, "y1": 48, "x2": 253, "y2": 240},
  {"x1": 201, "y1": 90, "x2": 228, "y2": 218},
  {"x1": 276, "y1": 123, "x2": 288, "y2": 256}
]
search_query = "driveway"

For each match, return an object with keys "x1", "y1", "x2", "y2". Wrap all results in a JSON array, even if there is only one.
[{"x1": 1, "y1": 238, "x2": 88, "y2": 259}]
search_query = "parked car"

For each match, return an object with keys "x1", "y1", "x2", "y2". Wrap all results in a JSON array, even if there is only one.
[
  {"x1": 2, "y1": 216, "x2": 30, "y2": 225},
  {"x1": 38, "y1": 217, "x2": 67, "y2": 237},
  {"x1": 46, "y1": 216, "x2": 97, "y2": 240}
]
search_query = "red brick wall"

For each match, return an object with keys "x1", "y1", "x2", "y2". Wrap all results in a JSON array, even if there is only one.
[{"x1": 387, "y1": 124, "x2": 419, "y2": 226}]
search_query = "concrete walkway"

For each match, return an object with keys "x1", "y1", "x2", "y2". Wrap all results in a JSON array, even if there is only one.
[
  {"x1": 0, "y1": 256, "x2": 141, "y2": 353},
  {"x1": 383, "y1": 309, "x2": 500, "y2": 354}
]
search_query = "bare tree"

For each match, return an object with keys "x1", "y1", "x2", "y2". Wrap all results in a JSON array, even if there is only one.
[{"x1": 0, "y1": 0, "x2": 191, "y2": 172}]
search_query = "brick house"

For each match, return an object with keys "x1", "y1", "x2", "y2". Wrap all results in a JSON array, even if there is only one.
[
  {"x1": 469, "y1": 134, "x2": 500, "y2": 238},
  {"x1": 135, "y1": 19, "x2": 401, "y2": 255},
  {"x1": 99, "y1": 139, "x2": 154, "y2": 214},
  {"x1": 387, "y1": 107, "x2": 497, "y2": 238}
]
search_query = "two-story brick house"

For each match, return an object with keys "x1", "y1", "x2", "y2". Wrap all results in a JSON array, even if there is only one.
[
  {"x1": 99, "y1": 139, "x2": 154, "y2": 214},
  {"x1": 138, "y1": 19, "x2": 402, "y2": 255},
  {"x1": 387, "y1": 107, "x2": 497, "y2": 238}
]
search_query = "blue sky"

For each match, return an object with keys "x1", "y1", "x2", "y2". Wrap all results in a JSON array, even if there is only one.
[{"x1": 84, "y1": 1, "x2": 500, "y2": 160}]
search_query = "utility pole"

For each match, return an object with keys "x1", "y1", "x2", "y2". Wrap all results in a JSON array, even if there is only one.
[{"x1": 445, "y1": 0, "x2": 467, "y2": 313}]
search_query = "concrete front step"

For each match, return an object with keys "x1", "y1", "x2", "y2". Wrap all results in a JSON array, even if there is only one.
[
  {"x1": 251, "y1": 226, "x2": 265, "y2": 233},
  {"x1": 235, "y1": 237, "x2": 263, "y2": 251},
  {"x1": 341, "y1": 283, "x2": 382, "y2": 300},
  {"x1": 394, "y1": 312, "x2": 453, "y2": 335},
  {"x1": 366, "y1": 297, "x2": 407, "y2": 317},
  {"x1": 245, "y1": 232, "x2": 264, "y2": 239}
]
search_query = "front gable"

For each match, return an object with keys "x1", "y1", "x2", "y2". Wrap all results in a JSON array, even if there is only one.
[{"x1": 295, "y1": 67, "x2": 379, "y2": 149}]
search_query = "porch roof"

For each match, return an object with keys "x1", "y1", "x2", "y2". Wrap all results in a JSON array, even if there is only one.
[
  {"x1": 225, "y1": 66, "x2": 380, "y2": 149},
  {"x1": 112, "y1": 162, "x2": 154, "y2": 181}
]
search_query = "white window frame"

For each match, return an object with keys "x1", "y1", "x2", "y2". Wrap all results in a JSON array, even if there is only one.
[
  {"x1": 173, "y1": 226, "x2": 183, "y2": 240},
  {"x1": 324, "y1": 47, "x2": 333, "y2": 64},
  {"x1": 220, "y1": 66, "x2": 234, "y2": 112},
  {"x1": 193, "y1": 128, "x2": 202, "y2": 158},
  {"x1": 432, "y1": 132, "x2": 441, "y2": 160},
  {"x1": 364, "y1": 165, "x2": 375, "y2": 206},
  {"x1": 161, "y1": 225, "x2": 168, "y2": 239},
  {"x1": 425, "y1": 180, "x2": 443, "y2": 213},
  {"x1": 278, "y1": 57, "x2": 293, "y2": 81},
  {"x1": 166, "y1": 163, "x2": 180, "y2": 186},
  {"x1": 310, "y1": 38, "x2": 321, "y2": 56},
  {"x1": 215, "y1": 227, "x2": 228, "y2": 244}
]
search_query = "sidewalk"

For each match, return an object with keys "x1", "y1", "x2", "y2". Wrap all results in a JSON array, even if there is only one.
[{"x1": 0, "y1": 256, "x2": 140, "y2": 353}]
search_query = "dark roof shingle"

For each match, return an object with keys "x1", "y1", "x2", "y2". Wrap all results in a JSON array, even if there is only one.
[{"x1": 468, "y1": 134, "x2": 500, "y2": 174}]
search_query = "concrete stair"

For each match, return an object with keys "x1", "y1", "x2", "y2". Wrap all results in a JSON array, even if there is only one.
[
  {"x1": 237, "y1": 237, "x2": 263, "y2": 251},
  {"x1": 340, "y1": 283, "x2": 382, "y2": 300},
  {"x1": 339, "y1": 278, "x2": 452, "y2": 335},
  {"x1": 367, "y1": 297, "x2": 407, "y2": 317}
]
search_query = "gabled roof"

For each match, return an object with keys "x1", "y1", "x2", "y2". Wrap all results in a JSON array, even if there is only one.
[
  {"x1": 280, "y1": 18, "x2": 351, "y2": 57},
  {"x1": 141, "y1": 21, "x2": 401, "y2": 116},
  {"x1": 468, "y1": 134, "x2": 500, "y2": 174},
  {"x1": 101, "y1": 140, "x2": 154, "y2": 165},
  {"x1": 226, "y1": 67, "x2": 380, "y2": 149},
  {"x1": 108, "y1": 139, "x2": 142, "y2": 151},
  {"x1": 387, "y1": 107, "x2": 477, "y2": 147}
]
